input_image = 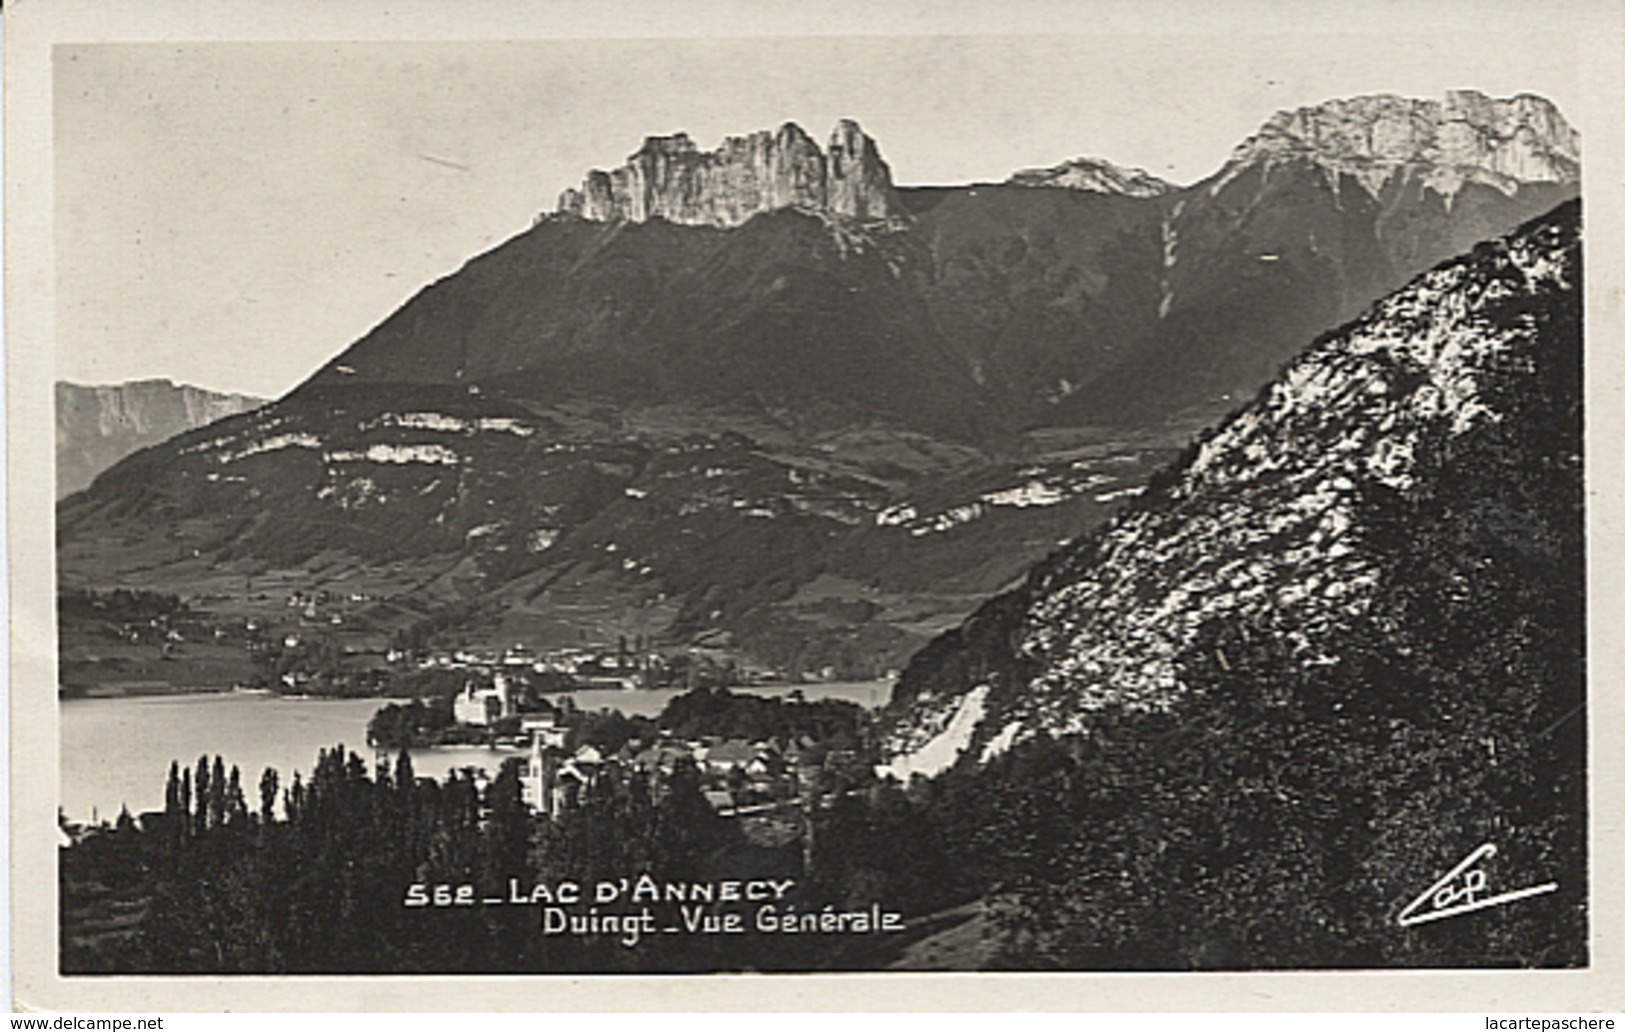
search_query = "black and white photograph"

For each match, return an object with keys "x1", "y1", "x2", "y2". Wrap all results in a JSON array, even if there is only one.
[{"x1": 11, "y1": 0, "x2": 1625, "y2": 1010}]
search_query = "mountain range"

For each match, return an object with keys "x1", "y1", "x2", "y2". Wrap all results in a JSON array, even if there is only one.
[{"x1": 57, "y1": 90, "x2": 1581, "y2": 684}]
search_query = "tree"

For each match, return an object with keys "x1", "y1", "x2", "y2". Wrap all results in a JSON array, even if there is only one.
[
  {"x1": 258, "y1": 767, "x2": 279, "y2": 824},
  {"x1": 165, "y1": 761, "x2": 182, "y2": 815},
  {"x1": 194, "y1": 756, "x2": 212, "y2": 834},
  {"x1": 210, "y1": 756, "x2": 229, "y2": 830},
  {"x1": 226, "y1": 765, "x2": 247, "y2": 826}
]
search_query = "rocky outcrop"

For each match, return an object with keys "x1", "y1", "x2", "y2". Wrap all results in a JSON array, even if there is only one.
[
  {"x1": 824, "y1": 119, "x2": 899, "y2": 220},
  {"x1": 555, "y1": 119, "x2": 902, "y2": 228},
  {"x1": 1217, "y1": 89, "x2": 1579, "y2": 200},
  {"x1": 56, "y1": 379, "x2": 263, "y2": 498},
  {"x1": 1006, "y1": 156, "x2": 1174, "y2": 197}
]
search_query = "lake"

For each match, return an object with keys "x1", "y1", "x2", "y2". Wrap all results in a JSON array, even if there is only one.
[{"x1": 59, "y1": 681, "x2": 891, "y2": 822}]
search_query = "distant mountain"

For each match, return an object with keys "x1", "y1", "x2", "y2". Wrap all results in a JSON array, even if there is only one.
[
  {"x1": 58, "y1": 94, "x2": 1581, "y2": 679},
  {"x1": 1222, "y1": 91, "x2": 1578, "y2": 198},
  {"x1": 55, "y1": 379, "x2": 264, "y2": 499},
  {"x1": 1052, "y1": 89, "x2": 1578, "y2": 428},
  {"x1": 1006, "y1": 156, "x2": 1175, "y2": 197}
]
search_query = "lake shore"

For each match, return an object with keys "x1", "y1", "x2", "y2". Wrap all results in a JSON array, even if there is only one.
[{"x1": 61, "y1": 680, "x2": 892, "y2": 822}]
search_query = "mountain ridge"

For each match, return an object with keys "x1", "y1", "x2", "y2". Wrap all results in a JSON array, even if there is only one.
[{"x1": 555, "y1": 119, "x2": 902, "y2": 229}]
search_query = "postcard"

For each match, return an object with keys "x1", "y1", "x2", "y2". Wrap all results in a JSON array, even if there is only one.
[{"x1": 10, "y1": 0, "x2": 1625, "y2": 1011}]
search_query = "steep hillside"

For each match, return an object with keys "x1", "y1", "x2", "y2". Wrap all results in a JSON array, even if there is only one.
[
  {"x1": 298, "y1": 209, "x2": 996, "y2": 440},
  {"x1": 885, "y1": 198, "x2": 1581, "y2": 762},
  {"x1": 881, "y1": 198, "x2": 1584, "y2": 967},
  {"x1": 56, "y1": 379, "x2": 264, "y2": 499}
]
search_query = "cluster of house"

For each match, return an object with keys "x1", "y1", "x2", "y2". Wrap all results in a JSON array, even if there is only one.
[
  {"x1": 283, "y1": 588, "x2": 375, "y2": 628},
  {"x1": 506, "y1": 711, "x2": 848, "y2": 819},
  {"x1": 416, "y1": 645, "x2": 645, "y2": 691}
]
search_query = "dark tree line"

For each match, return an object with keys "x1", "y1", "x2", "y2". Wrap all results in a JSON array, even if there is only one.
[{"x1": 62, "y1": 739, "x2": 961, "y2": 973}]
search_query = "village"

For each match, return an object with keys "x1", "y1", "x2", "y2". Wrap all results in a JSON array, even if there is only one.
[
  {"x1": 372, "y1": 664, "x2": 876, "y2": 821},
  {"x1": 267, "y1": 583, "x2": 882, "y2": 695},
  {"x1": 61, "y1": 578, "x2": 887, "y2": 699},
  {"x1": 60, "y1": 582, "x2": 887, "y2": 830}
]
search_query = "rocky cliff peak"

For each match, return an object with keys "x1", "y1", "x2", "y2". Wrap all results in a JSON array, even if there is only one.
[
  {"x1": 555, "y1": 119, "x2": 902, "y2": 228},
  {"x1": 1218, "y1": 90, "x2": 1579, "y2": 200},
  {"x1": 1006, "y1": 156, "x2": 1175, "y2": 197}
]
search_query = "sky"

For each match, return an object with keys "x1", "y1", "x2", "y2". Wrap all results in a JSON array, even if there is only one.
[{"x1": 54, "y1": 32, "x2": 1582, "y2": 398}]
